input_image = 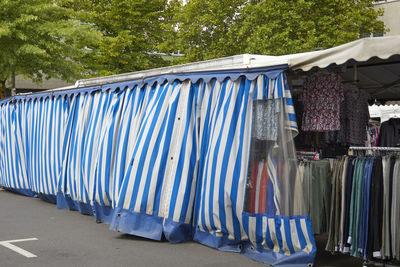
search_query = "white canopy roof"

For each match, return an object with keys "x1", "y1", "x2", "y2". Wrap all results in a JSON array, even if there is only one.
[
  {"x1": 274, "y1": 35, "x2": 400, "y2": 71},
  {"x1": 369, "y1": 104, "x2": 400, "y2": 122},
  {"x1": 43, "y1": 36, "x2": 399, "y2": 101},
  {"x1": 272, "y1": 36, "x2": 400, "y2": 100},
  {"x1": 74, "y1": 36, "x2": 400, "y2": 84}
]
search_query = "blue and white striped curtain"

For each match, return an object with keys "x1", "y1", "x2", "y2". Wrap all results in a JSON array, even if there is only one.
[{"x1": 0, "y1": 69, "x2": 316, "y2": 266}]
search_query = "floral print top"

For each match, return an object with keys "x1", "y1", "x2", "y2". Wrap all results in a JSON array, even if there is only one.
[{"x1": 301, "y1": 73, "x2": 344, "y2": 132}]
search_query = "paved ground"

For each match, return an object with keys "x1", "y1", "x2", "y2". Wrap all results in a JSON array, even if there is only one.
[{"x1": 0, "y1": 189, "x2": 367, "y2": 267}]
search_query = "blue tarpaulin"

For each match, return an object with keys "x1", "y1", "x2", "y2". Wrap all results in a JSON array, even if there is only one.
[{"x1": 0, "y1": 66, "x2": 316, "y2": 266}]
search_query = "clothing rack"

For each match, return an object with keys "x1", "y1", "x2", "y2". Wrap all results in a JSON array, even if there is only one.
[
  {"x1": 349, "y1": 146, "x2": 400, "y2": 152},
  {"x1": 296, "y1": 151, "x2": 319, "y2": 155},
  {"x1": 346, "y1": 148, "x2": 400, "y2": 267},
  {"x1": 296, "y1": 151, "x2": 320, "y2": 160}
]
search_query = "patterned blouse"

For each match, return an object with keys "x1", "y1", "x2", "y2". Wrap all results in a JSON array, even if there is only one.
[
  {"x1": 301, "y1": 73, "x2": 344, "y2": 132},
  {"x1": 253, "y1": 99, "x2": 280, "y2": 141}
]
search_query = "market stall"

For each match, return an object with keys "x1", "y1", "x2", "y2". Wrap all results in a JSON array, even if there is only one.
[
  {"x1": 0, "y1": 59, "x2": 314, "y2": 266},
  {"x1": 1, "y1": 36, "x2": 399, "y2": 266}
]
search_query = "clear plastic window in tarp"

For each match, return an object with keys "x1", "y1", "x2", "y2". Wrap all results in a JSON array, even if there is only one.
[{"x1": 245, "y1": 96, "x2": 298, "y2": 216}]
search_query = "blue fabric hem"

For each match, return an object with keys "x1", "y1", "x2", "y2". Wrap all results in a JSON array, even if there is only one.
[
  {"x1": 193, "y1": 228, "x2": 241, "y2": 252},
  {"x1": 163, "y1": 218, "x2": 193, "y2": 244},
  {"x1": 3, "y1": 187, "x2": 37, "y2": 198},
  {"x1": 110, "y1": 208, "x2": 164, "y2": 240},
  {"x1": 241, "y1": 242, "x2": 315, "y2": 267},
  {"x1": 109, "y1": 208, "x2": 193, "y2": 243},
  {"x1": 194, "y1": 229, "x2": 315, "y2": 267},
  {"x1": 56, "y1": 192, "x2": 93, "y2": 215},
  {"x1": 92, "y1": 203, "x2": 115, "y2": 224},
  {"x1": 37, "y1": 193, "x2": 57, "y2": 204}
]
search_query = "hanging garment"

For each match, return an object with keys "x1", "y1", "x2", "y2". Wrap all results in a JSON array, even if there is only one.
[
  {"x1": 391, "y1": 158, "x2": 400, "y2": 260},
  {"x1": 367, "y1": 158, "x2": 384, "y2": 259},
  {"x1": 358, "y1": 157, "x2": 374, "y2": 258},
  {"x1": 247, "y1": 158, "x2": 274, "y2": 214},
  {"x1": 338, "y1": 157, "x2": 348, "y2": 251},
  {"x1": 389, "y1": 156, "x2": 396, "y2": 259},
  {"x1": 348, "y1": 158, "x2": 365, "y2": 257},
  {"x1": 293, "y1": 159, "x2": 332, "y2": 234},
  {"x1": 301, "y1": 72, "x2": 344, "y2": 132},
  {"x1": 253, "y1": 100, "x2": 280, "y2": 141},
  {"x1": 368, "y1": 125, "x2": 380, "y2": 147},
  {"x1": 341, "y1": 91, "x2": 370, "y2": 146},
  {"x1": 294, "y1": 161, "x2": 307, "y2": 215},
  {"x1": 378, "y1": 118, "x2": 400, "y2": 147},
  {"x1": 382, "y1": 156, "x2": 392, "y2": 259},
  {"x1": 307, "y1": 160, "x2": 332, "y2": 234},
  {"x1": 323, "y1": 155, "x2": 400, "y2": 262},
  {"x1": 342, "y1": 158, "x2": 355, "y2": 253},
  {"x1": 325, "y1": 157, "x2": 346, "y2": 252}
]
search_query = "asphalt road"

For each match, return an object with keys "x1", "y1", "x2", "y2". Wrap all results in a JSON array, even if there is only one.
[{"x1": 0, "y1": 189, "x2": 365, "y2": 267}]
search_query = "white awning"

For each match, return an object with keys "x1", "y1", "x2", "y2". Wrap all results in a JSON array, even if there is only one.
[
  {"x1": 282, "y1": 36, "x2": 400, "y2": 71},
  {"x1": 74, "y1": 36, "x2": 400, "y2": 87},
  {"x1": 369, "y1": 104, "x2": 400, "y2": 122}
]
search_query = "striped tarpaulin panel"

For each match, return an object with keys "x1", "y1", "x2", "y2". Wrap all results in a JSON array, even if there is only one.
[
  {"x1": 91, "y1": 89, "x2": 126, "y2": 208},
  {"x1": 58, "y1": 90, "x2": 124, "y2": 208},
  {"x1": 111, "y1": 85, "x2": 148, "y2": 208},
  {"x1": 193, "y1": 75, "x2": 315, "y2": 265},
  {"x1": 59, "y1": 93, "x2": 93, "y2": 204},
  {"x1": 195, "y1": 77, "x2": 252, "y2": 240},
  {"x1": 243, "y1": 215, "x2": 316, "y2": 256},
  {"x1": 0, "y1": 102, "x2": 30, "y2": 190},
  {"x1": 27, "y1": 97, "x2": 69, "y2": 197},
  {"x1": 114, "y1": 80, "x2": 199, "y2": 224},
  {"x1": 0, "y1": 71, "x2": 315, "y2": 266}
]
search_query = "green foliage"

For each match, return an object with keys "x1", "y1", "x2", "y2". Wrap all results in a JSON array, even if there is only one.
[
  {"x1": 176, "y1": 0, "x2": 386, "y2": 63},
  {"x1": 0, "y1": 0, "x2": 387, "y2": 98},
  {"x1": 174, "y1": 0, "x2": 246, "y2": 62},
  {"x1": 66, "y1": 0, "x2": 175, "y2": 76},
  {"x1": 0, "y1": 0, "x2": 101, "y2": 97}
]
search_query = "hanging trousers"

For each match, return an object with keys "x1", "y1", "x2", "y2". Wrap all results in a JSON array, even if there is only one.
[
  {"x1": 382, "y1": 156, "x2": 392, "y2": 259},
  {"x1": 391, "y1": 159, "x2": 400, "y2": 260},
  {"x1": 326, "y1": 157, "x2": 345, "y2": 252},
  {"x1": 308, "y1": 160, "x2": 332, "y2": 234},
  {"x1": 342, "y1": 158, "x2": 355, "y2": 253},
  {"x1": 358, "y1": 158, "x2": 374, "y2": 258},
  {"x1": 349, "y1": 158, "x2": 365, "y2": 257},
  {"x1": 367, "y1": 158, "x2": 383, "y2": 259}
]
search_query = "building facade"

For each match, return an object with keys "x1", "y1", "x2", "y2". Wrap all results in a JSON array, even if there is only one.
[{"x1": 375, "y1": 0, "x2": 400, "y2": 36}]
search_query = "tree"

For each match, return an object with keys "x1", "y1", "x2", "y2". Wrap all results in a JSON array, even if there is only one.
[
  {"x1": 174, "y1": 0, "x2": 246, "y2": 62},
  {"x1": 0, "y1": 0, "x2": 101, "y2": 98},
  {"x1": 65, "y1": 0, "x2": 176, "y2": 76},
  {"x1": 176, "y1": 0, "x2": 385, "y2": 63}
]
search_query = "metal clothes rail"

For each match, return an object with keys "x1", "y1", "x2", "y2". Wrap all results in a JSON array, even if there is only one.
[{"x1": 349, "y1": 146, "x2": 400, "y2": 152}]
